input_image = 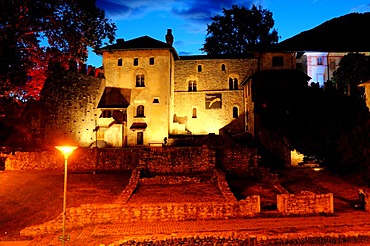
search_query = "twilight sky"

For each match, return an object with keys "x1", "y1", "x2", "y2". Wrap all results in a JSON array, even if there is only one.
[{"x1": 87, "y1": 0, "x2": 370, "y2": 66}]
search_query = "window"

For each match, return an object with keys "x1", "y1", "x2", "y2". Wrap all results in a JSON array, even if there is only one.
[
  {"x1": 330, "y1": 59, "x2": 336, "y2": 69},
  {"x1": 118, "y1": 58, "x2": 122, "y2": 66},
  {"x1": 102, "y1": 110, "x2": 112, "y2": 118},
  {"x1": 136, "y1": 105, "x2": 144, "y2": 117},
  {"x1": 153, "y1": 97, "x2": 159, "y2": 103},
  {"x1": 192, "y1": 108, "x2": 197, "y2": 118},
  {"x1": 229, "y1": 78, "x2": 238, "y2": 90},
  {"x1": 134, "y1": 58, "x2": 138, "y2": 66},
  {"x1": 137, "y1": 132, "x2": 143, "y2": 145},
  {"x1": 317, "y1": 57, "x2": 323, "y2": 65},
  {"x1": 233, "y1": 107, "x2": 239, "y2": 118},
  {"x1": 136, "y1": 74, "x2": 145, "y2": 87},
  {"x1": 149, "y1": 57, "x2": 154, "y2": 65},
  {"x1": 272, "y1": 56, "x2": 284, "y2": 66},
  {"x1": 198, "y1": 65, "x2": 202, "y2": 72},
  {"x1": 221, "y1": 64, "x2": 226, "y2": 71},
  {"x1": 188, "y1": 80, "x2": 197, "y2": 91}
]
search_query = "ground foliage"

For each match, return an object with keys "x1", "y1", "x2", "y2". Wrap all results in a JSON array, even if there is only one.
[
  {"x1": 0, "y1": 0, "x2": 116, "y2": 101},
  {"x1": 201, "y1": 5, "x2": 279, "y2": 55}
]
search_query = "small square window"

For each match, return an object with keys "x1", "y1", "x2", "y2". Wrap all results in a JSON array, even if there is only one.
[
  {"x1": 149, "y1": 57, "x2": 155, "y2": 65},
  {"x1": 153, "y1": 98, "x2": 159, "y2": 103}
]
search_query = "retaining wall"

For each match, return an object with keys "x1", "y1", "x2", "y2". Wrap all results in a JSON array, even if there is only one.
[
  {"x1": 20, "y1": 197, "x2": 260, "y2": 237},
  {"x1": 5, "y1": 145, "x2": 257, "y2": 174},
  {"x1": 277, "y1": 191, "x2": 334, "y2": 215}
]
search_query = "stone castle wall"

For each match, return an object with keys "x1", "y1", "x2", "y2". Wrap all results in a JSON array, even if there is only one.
[
  {"x1": 5, "y1": 146, "x2": 257, "y2": 173},
  {"x1": 172, "y1": 58, "x2": 258, "y2": 135},
  {"x1": 277, "y1": 191, "x2": 334, "y2": 215}
]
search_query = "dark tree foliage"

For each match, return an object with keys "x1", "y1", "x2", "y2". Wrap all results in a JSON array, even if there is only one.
[
  {"x1": 332, "y1": 52, "x2": 370, "y2": 98},
  {"x1": 0, "y1": 0, "x2": 116, "y2": 100},
  {"x1": 201, "y1": 5, "x2": 279, "y2": 55}
]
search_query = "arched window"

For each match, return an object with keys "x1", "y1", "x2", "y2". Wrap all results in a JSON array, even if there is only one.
[
  {"x1": 136, "y1": 105, "x2": 144, "y2": 117},
  {"x1": 229, "y1": 78, "x2": 238, "y2": 90},
  {"x1": 188, "y1": 80, "x2": 197, "y2": 91},
  {"x1": 221, "y1": 64, "x2": 226, "y2": 71},
  {"x1": 229, "y1": 78, "x2": 233, "y2": 89},
  {"x1": 234, "y1": 78, "x2": 238, "y2": 89},
  {"x1": 198, "y1": 65, "x2": 202, "y2": 72},
  {"x1": 133, "y1": 58, "x2": 138, "y2": 66},
  {"x1": 233, "y1": 106, "x2": 239, "y2": 118},
  {"x1": 192, "y1": 108, "x2": 197, "y2": 118},
  {"x1": 118, "y1": 58, "x2": 122, "y2": 66},
  {"x1": 136, "y1": 74, "x2": 145, "y2": 87}
]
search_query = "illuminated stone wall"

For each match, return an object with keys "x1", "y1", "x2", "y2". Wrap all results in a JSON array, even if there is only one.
[
  {"x1": 277, "y1": 191, "x2": 334, "y2": 215},
  {"x1": 102, "y1": 49, "x2": 175, "y2": 146},
  {"x1": 216, "y1": 146, "x2": 258, "y2": 175},
  {"x1": 173, "y1": 57, "x2": 258, "y2": 135},
  {"x1": 257, "y1": 52, "x2": 295, "y2": 71},
  {"x1": 25, "y1": 69, "x2": 105, "y2": 148},
  {"x1": 5, "y1": 146, "x2": 258, "y2": 173}
]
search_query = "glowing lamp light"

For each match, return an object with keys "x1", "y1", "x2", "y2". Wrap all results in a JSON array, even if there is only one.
[
  {"x1": 55, "y1": 146, "x2": 78, "y2": 160},
  {"x1": 55, "y1": 145, "x2": 77, "y2": 245}
]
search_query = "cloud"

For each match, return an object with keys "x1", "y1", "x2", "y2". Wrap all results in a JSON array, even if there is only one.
[
  {"x1": 97, "y1": 0, "x2": 263, "y2": 24},
  {"x1": 350, "y1": 4, "x2": 370, "y2": 13}
]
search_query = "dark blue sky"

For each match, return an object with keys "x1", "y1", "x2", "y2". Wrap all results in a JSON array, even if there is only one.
[{"x1": 87, "y1": 0, "x2": 370, "y2": 66}]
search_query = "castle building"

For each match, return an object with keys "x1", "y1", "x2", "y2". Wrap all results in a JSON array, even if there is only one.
[{"x1": 93, "y1": 29, "x2": 297, "y2": 147}]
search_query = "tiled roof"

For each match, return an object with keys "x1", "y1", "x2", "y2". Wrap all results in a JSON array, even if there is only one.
[{"x1": 97, "y1": 87, "x2": 131, "y2": 109}]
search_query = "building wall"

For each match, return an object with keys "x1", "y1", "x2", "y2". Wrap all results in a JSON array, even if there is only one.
[
  {"x1": 173, "y1": 58, "x2": 258, "y2": 135},
  {"x1": 257, "y1": 52, "x2": 295, "y2": 71},
  {"x1": 304, "y1": 52, "x2": 370, "y2": 87},
  {"x1": 102, "y1": 49, "x2": 175, "y2": 146}
]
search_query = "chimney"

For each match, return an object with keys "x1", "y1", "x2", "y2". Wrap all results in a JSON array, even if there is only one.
[{"x1": 165, "y1": 29, "x2": 174, "y2": 46}]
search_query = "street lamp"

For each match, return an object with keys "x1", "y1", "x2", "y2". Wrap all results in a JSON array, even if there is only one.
[{"x1": 55, "y1": 145, "x2": 77, "y2": 245}]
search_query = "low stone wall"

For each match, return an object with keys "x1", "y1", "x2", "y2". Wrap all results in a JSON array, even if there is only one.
[
  {"x1": 277, "y1": 191, "x2": 334, "y2": 215},
  {"x1": 20, "y1": 197, "x2": 260, "y2": 237},
  {"x1": 142, "y1": 145, "x2": 215, "y2": 174},
  {"x1": 364, "y1": 190, "x2": 370, "y2": 212},
  {"x1": 216, "y1": 146, "x2": 258, "y2": 175},
  {"x1": 115, "y1": 167, "x2": 142, "y2": 204}
]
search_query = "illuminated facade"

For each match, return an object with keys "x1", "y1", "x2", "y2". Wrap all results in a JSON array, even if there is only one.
[
  {"x1": 300, "y1": 52, "x2": 370, "y2": 87},
  {"x1": 91, "y1": 31, "x2": 297, "y2": 147}
]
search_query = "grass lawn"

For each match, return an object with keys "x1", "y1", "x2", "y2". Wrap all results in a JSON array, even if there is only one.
[{"x1": 0, "y1": 170, "x2": 130, "y2": 240}]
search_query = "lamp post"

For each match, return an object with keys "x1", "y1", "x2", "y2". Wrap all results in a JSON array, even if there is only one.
[{"x1": 55, "y1": 146, "x2": 77, "y2": 245}]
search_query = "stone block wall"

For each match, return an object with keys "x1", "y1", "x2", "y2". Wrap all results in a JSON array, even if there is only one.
[
  {"x1": 216, "y1": 146, "x2": 258, "y2": 175},
  {"x1": 20, "y1": 197, "x2": 260, "y2": 237},
  {"x1": 142, "y1": 145, "x2": 216, "y2": 174},
  {"x1": 364, "y1": 191, "x2": 370, "y2": 212},
  {"x1": 277, "y1": 191, "x2": 334, "y2": 215}
]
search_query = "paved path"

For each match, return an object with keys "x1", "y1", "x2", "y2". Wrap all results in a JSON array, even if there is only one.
[{"x1": 24, "y1": 211, "x2": 370, "y2": 245}]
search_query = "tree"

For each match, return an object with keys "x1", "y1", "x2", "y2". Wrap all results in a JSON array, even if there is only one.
[
  {"x1": 332, "y1": 52, "x2": 370, "y2": 98},
  {"x1": 201, "y1": 5, "x2": 279, "y2": 55},
  {"x1": 0, "y1": 0, "x2": 116, "y2": 100}
]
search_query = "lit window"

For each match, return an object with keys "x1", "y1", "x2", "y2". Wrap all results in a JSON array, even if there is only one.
[
  {"x1": 149, "y1": 57, "x2": 154, "y2": 65},
  {"x1": 229, "y1": 78, "x2": 238, "y2": 90},
  {"x1": 198, "y1": 65, "x2": 202, "y2": 72},
  {"x1": 134, "y1": 58, "x2": 138, "y2": 66},
  {"x1": 221, "y1": 64, "x2": 226, "y2": 71},
  {"x1": 136, "y1": 74, "x2": 145, "y2": 87},
  {"x1": 233, "y1": 106, "x2": 238, "y2": 118},
  {"x1": 317, "y1": 57, "x2": 323, "y2": 65},
  {"x1": 272, "y1": 56, "x2": 284, "y2": 66},
  {"x1": 118, "y1": 58, "x2": 122, "y2": 66},
  {"x1": 192, "y1": 108, "x2": 197, "y2": 118},
  {"x1": 188, "y1": 80, "x2": 197, "y2": 91},
  {"x1": 136, "y1": 105, "x2": 144, "y2": 117}
]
